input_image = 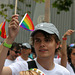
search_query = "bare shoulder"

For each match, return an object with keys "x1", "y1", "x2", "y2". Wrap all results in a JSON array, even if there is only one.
[{"x1": 1, "y1": 67, "x2": 12, "y2": 75}]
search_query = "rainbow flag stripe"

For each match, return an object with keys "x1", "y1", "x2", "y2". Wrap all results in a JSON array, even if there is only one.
[
  {"x1": 0, "y1": 20, "x2": 6, "y2": 39},
  {"x1": 19, "y1": 13, "x2": 34, "y2": 31}
]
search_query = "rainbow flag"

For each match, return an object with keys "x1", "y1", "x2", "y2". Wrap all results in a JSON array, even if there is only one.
[
  {"x1": 0, "y1": 20, "x2": 6, "y2": 39},
  {"x1": 19, "y1": 13, "x2": 34, "y2": 31}
]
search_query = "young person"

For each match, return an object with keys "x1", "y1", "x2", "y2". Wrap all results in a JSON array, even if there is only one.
[
  {"x1": 4, "y1": 42, "x2": 21, "y2": 66},
  {"x1": 0, "y1": 14, "x2": 70, "y2": 75},
  {"x1": 15, "y1": 43, "x2": 32, "y2": 62}
]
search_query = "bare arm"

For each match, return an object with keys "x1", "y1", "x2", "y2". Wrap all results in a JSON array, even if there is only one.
[
  {"x1": 0, "y1": 14, "x2": 19, "y2": 75},
  {"x1": 61, "y1": 29, "x2": 74, "y2": 67}
]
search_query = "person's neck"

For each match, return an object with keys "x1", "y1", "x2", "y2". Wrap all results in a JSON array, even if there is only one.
[
  {"x1": 37, "y1": 57, "x2": 55, "y2": 70},
  {"x1": 21, "y1": 54, "x2": 29, "y2": 60}
]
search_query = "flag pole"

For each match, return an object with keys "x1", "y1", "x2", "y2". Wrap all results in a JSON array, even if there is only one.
[{"x1": 15, "y1": 0, "x2": 18, "y2": 14}]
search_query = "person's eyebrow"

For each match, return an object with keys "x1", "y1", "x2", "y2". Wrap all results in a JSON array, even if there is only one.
[{"x1": 34, "y1": 37, "x2": 39, "y2": 39}]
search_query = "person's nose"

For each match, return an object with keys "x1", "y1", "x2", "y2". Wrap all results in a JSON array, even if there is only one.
[{"x1": 40, "y1": 41, "x2": 45, "y2": 47}]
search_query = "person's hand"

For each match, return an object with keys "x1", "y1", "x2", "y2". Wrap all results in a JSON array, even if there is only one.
[
  {"x1": 63, "y1": 29, "x2": 75, "y2": 38},
  {"x1": 8, "y1": 14, "x2": 19, "y2": 41}
]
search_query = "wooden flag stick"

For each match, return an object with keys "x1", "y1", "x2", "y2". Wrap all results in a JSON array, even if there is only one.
[{"x1": 15, "y1": 0, "x2": 18, "y2": 14}]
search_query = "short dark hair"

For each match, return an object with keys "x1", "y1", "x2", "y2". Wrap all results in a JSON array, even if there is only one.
[
  {"x1": 31, "y1": 30, "x2": 60, "y2": 46},
  {"x1": 10, "y1": 42, "x2": 21, "y2": 50}
]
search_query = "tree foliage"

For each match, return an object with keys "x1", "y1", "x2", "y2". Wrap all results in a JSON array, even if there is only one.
[
  {"x1": 0, "y1": 0, "x2": 73, "y2": 22},
  {"x1": 52, "y1": 0, "x2": 73, "y2": 14},
  {"x1": 0, "y1": 0, "x2": 31, "y2": 22}
]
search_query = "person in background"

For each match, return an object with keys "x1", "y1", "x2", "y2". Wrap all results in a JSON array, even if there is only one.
[
  {"x1": 15, "y1": 43, "x2": 32, "y2": 62},
  {"x1": 55, "y1": 29, "x2": 75, "y2": 75},
  {"x1": 67, "y1": 43, "x2": 75, "y2": 74},
  {"x1": 54, "y1": 30, "x2": 74, "y2": 67},
  {"x1": 0, "y1": 14, "x2": 70, "y2": 75},
  {"x1": 4, "y1": 42, "x2": 21, "y2": 66},
  {"x1": 62, "y1": 29, "x2": 75, "y2": 75}
]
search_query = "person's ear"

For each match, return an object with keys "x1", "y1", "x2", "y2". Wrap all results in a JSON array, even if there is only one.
[{"x1": 56, "y1": 42, "x2": 60, "y2": 49}]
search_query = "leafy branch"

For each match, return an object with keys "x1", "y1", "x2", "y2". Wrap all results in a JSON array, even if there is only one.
[
  {"x1": 52, "y1": 0, "x2": 73, "y2": 14},
  {"x1": 0, "y1": 0, "x2": 31, "y2": 22}
]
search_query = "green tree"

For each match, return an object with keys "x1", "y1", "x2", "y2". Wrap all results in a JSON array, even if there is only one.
[{"x1": 52, "y1": 0, "x2": 73, "y2": 14}]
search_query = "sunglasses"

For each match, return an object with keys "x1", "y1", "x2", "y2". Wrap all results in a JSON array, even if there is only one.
[
  {"x1": 12, "y1": 50, "x2": 21, "y2": 54},
  {"x1": 69, "y1": 43, "x2": 75, "y2": 47}
]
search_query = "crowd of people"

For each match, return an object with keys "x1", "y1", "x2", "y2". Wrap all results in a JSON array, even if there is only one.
[{"x1": 0, "y1": 14, "x2": 75, "y2": 75}]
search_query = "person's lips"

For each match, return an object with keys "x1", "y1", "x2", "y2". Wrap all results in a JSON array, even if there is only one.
[{"x1": 39, "y1": 49, "x2": 48, "y2": 52}]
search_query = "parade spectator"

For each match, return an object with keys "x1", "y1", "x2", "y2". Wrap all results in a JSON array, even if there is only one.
[
  {"x1": 54, "y1": 29, "x2": 75, "y2": 75},
  {"x1": 4, "y1": 42, "x2": 21, "y2": 66},
  {"x1": 15, "y1": 43, "x2": 32, "y2": 62},
  {"x1": 0, "y1": 14, "x2": 70, "y2": 75}
]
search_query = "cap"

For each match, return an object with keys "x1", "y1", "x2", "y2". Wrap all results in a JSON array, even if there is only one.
[
  {"x1": 22, "y1": 43, "x2": 31, "y2": 49},
  {"x1": 31, "y1": 22, "x2": 60, "y2": 39}
]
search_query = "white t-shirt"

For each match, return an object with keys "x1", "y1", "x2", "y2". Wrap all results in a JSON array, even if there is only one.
[
  {"x1": 15, "y1": 56, "x2": 32, "y2": 62},
  {"x1": 9, "y1": 58, "x2": 70, "y2": 75},
  {"x1": 4, "y1": 59, "x2": 15, "y2": 66},
  {"x1": 54, "y1": 58, "x2": 75, "y2": 75},
  {"x1": 66, "y1": 62, "x2": 75, "y2": 75},
  {"x1": 54, "y1": 58, "x2": 61, "y2": 64}
]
